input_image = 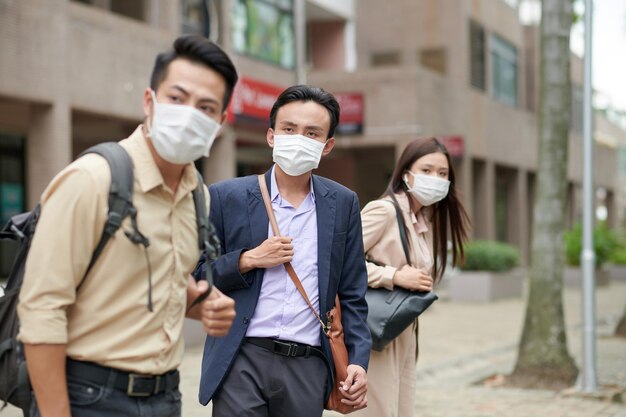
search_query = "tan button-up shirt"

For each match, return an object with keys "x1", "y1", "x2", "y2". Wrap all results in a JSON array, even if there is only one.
[
  {"x1": 361, "y1": 193, "x2": 434, "y2": 289},
  {"x1": 18, "y1": 126, "x2": 207, "y2": 374}
]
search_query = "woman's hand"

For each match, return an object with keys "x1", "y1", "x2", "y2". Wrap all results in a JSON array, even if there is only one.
[{"x1": 392, "y1": 265, "x2": 433, "y2": 291}]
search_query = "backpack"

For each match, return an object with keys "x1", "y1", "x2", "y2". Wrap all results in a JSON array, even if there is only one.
[{"x1": 0, "y1": 142, "x2": 218, "y2": 415}]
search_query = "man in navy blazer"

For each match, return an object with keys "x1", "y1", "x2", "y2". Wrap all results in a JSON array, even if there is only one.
[{"x1": 194, "y1": 85, "x2": 371, "y2": 416}]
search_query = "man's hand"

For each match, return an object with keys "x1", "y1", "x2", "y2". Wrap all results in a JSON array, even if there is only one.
[
  {"x1": 392, "y1": 265, "x2": 433, "y2": 292},
  {"x1": 339, "y1": 364, "x2": 368, "y2": 410},
  {"x1": 238, "y1": 236, "x2": 293, "y2": 273},
  {"x1": 186, "y1": 277, "x2": 235, "y2": 336}
]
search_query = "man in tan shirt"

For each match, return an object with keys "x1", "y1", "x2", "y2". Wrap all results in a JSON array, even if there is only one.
[{"x1": 17, "y1": 35, "x2": 238, "y2": 417}]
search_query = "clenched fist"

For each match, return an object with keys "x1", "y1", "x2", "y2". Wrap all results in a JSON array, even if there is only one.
[{"x1": 238, "y1": 236, "x2": 294, "y2": 273}]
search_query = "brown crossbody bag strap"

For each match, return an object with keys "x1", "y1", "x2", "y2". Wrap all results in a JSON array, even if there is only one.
[{"x1": 257, "y1": 175, "x2": 328, "y2": 333}]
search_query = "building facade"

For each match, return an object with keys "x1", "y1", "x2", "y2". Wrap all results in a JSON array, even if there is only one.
[{"x1": 0, "y1": 0, "x2": 625, "y2": 276}]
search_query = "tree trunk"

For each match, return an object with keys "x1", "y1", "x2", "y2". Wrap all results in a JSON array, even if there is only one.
[
  {"x1": 615, "y1": 303, "x2": 626, "y2": 338},
  {"x1": 510, "y1": 0, "x2": 578, "y2": 389}
]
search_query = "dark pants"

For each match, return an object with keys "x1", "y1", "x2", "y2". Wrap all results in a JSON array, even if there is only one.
[
  {"x1": 30, "y1": 372, "x2": 181, "y2": 417},
  {"x1": 212, "y1": 341, "x2": 329, "y2": 417}
]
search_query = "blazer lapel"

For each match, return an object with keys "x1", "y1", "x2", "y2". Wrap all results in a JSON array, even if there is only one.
[
  {"x1": 247, "y1": 170, "x2": 272, "y2": 248},
  {"x1": 313, "y1": 176, "x2": 336, "y2": 315}
]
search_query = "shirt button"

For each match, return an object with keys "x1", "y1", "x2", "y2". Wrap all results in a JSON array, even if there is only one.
[{"x1": 243, "y1": 317, "x2": 249, "y2": 324}]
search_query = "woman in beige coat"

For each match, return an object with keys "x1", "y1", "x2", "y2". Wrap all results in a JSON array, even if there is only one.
[{"x1": 355, "y1": 137, "x2": 470, "y2": 417}]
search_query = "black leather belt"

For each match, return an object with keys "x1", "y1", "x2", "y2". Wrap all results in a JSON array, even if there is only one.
[
  {"x1": 245, "y1": 337, "x2": 325, "y2": 359},
  {"x1": 66, "y1": 358, "x2": 179, "y2": 397}
]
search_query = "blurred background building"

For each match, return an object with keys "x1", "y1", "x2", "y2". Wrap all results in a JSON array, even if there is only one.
[{"x1": 1, "y1": 0, "x2": 625, "y2": 275}]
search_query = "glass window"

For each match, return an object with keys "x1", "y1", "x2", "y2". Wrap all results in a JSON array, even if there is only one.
[
  {"x1": 181, "y1": 0, "x2": 210, "y2": 37},
  {"x1": 71, "y1": 0, "x2": 146, "y2": 22},
  {"x1": 501, "y1": 0, "x2": 519, "y2": 8},
  {"x1": 469, "y1": 21, "x2": 486, "y2": 91},
  {"x1": 110, "y1": 0, "x2": 145, "y2": 21},
  {"x1": 491, "y1": 34, "x2": 518, "y2": 106},
  {"x1": 231, "y1": 0, "x2": 295, "y2": 69}
]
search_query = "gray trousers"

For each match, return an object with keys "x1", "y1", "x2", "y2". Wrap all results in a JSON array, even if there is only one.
[{"x1": 212, "y1": 341, "x2": 329, "y2": 417}]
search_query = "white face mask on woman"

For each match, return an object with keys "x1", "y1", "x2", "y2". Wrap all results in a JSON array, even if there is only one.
[
  {"x1": 147, "y1": 91, "x2": 221, "y2": 164},
  {"x1": 272, "y1": 134, "x2": 326, "y2": 177},
  {"x1": 403, "y1": 171, "x2": 450, "y2": 206}
]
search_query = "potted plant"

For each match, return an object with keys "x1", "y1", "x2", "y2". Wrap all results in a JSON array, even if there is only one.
[
  {"x1": 563, "y1": 222, "x2": 618, "y2": 287},
  {"x1": 447, "y1": 240, "x2": 524, "y2": 302}
]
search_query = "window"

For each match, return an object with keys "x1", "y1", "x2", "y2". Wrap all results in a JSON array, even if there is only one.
[
  {"x1": 181, "y1": 0, "x2": 210, "y2": 37},
  {"x1": 231, "y1": 0, "x2": 295, "y2": 69},
  {"x1": 469, "y1": 21, "x2": 486, "y2": 90},
  {"x1": 371, "y1": 50, "x2": 401, "y2": 67},
  {"x1": 491, "y1": 34, "x2": 518, "y2": 106},
  {"x1": 70, "y1": 0, "x2": 146, "y2": 22},
  {"x1": 110, "y1": 0, "x2": 144, "y2": 21},
  {"x1": 501, "y1": 0, "x2": 519, "y2": 8},
  {"x1": 419, "y1": 48, "x2": 447, "y2": 75}
]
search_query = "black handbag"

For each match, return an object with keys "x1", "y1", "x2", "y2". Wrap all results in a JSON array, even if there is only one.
[{"x1": 365, "y1": 197, "x2": 438, "y2": 351}]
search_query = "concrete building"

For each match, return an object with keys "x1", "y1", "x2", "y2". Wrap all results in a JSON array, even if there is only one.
[
  {"x1": 308, "y1": 0, "x2": 626, "y2": 263},
  {"x1": 0, "y1": 0, "x2": 355, "y2": 275},
  {"x1": 0, "y1": 0, "x2": 625, "y2": 276}
]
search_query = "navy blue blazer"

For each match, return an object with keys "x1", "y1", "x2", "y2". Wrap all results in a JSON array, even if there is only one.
[{"x1": 194, "y1": 169, "x2": 371, "y2": 405}]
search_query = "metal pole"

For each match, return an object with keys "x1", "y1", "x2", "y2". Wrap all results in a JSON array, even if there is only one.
[
  {"x1": 294, "y1": 0, "x2": 307, "y2": 85},
  {"x1": 580, "y1": 0, "x2": 597, "y2": 392}
]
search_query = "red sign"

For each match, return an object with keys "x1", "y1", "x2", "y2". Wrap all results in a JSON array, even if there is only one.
[
  {"x1": 334, "y1": 93, "x2": 364, "y2": 135},
  {"x1": 439, "y1": 135, "x2": 465, "y2": 158},
  {"x1": 227, "y1": 77, "x2": 285, "y2": 125}
]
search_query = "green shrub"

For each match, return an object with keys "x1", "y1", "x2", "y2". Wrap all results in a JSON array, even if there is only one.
[
  {"x1": 460, "y1": 240, "x2": 519, "y2": 272},
  {"x1": 609, "y1": 248, "x2": 626, "y2": 265},
  {"x1": 564, "y1": 222, "x2": 619, "y2": 267}
]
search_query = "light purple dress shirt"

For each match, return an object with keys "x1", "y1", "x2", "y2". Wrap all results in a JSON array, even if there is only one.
[{"x1": 246, "y1": 166, "x2": 321, "y2": 346}]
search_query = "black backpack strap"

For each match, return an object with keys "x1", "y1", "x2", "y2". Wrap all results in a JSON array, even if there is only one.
[
  {"x1": 191, "y1": 171, "x2": 219, "y2": 288},
  {"x1": 78, "y1": 142, "x2": 135, "y2": 286},
  {"x1": 385, "y1": 196, "x2": 412, "y2": 266}
]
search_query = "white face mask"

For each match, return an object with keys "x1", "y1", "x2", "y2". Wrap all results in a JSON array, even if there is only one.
[
  {"x1": 404, "y1": 171, "x2": 450, "y2": 206},
  {"x1": 272, "y1": 134, "x2": 326, "y2": 177},
  {"x1": 147, "y1": 91, "x2": 221, "y2": 164}
]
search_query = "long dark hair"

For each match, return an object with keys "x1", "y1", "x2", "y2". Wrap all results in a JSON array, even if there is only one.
[{"x1": 383, "y1": 137, "x2": 471, "y2": 282}]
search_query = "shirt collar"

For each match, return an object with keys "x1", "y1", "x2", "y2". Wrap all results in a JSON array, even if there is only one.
[
  {"x1": 394, "y1": 192, "x2": 429, "y2": 234},
  {"x1": 122, "y1": 125, "x2": 198, "y2": 194},
  {"x1": 270, "y1": 164, "x2": 315, "y2": 204}
]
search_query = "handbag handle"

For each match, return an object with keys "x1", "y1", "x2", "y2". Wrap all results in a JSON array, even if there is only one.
[
  {"x1": 384, "y1": 196, "x2": 412, "y2": 266},
  {"x1": 257, "y1": 175, "x2": 329, "y2": 334}
]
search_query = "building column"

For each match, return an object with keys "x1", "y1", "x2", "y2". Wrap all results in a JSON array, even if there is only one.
[
  {"x1": 27, "y1": 103, "x2": 72, "y2": 210},
  {"x1": 204, "y1": 125, "x2": 236, "y2": 185},
  {"x1": 472, "y1": 159, "x2": 496, "y2": 240},
  {"x1": 516, "y1": 168, "x2": 529, "y2": 265},
  {"x1": 459, "y1": 154, "x2": 473, "y2": 235},
  {"x1": 484, "y1": 161, "x2": 496, "y2": 240}
]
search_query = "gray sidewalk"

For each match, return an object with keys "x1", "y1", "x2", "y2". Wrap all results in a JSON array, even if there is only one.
[
  {"x1": 2, "y1": 282, "x2": 625, "y2": 417},
  {"x1": 185, "y1": 280, "x2": 626, "y2": 417}
]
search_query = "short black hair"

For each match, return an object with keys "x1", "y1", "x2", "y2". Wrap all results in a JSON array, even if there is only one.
[
  {"x1": 269, "y1": 85, "x2": 341, "y2": 138},
  {"x1": 150, "y1": 35, "x2": 238, "y2": 110}
]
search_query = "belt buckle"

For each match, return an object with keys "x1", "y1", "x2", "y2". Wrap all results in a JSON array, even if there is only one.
[
  {"x1": 127, "y1": 374, "x2": 158, "y2": 397},
  {"x1": 274, "y1": 340, "x2": 298, "y2": 357}
]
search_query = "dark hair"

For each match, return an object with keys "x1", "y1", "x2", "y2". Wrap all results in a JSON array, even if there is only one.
[
  {"x1": 150, "y1": 35, "x2": 238, "y2": 110},
  {"x1": 384, "y1": 137, "x2": 471, "y2": 282},
  {"x1": 269, "y1": 85, "x2": 341, "y2": 138}
]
